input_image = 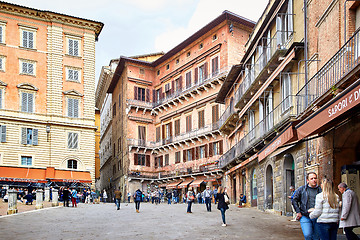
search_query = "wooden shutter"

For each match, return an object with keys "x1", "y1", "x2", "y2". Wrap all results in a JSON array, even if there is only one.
[
  {"x1": 162, "y1": 125, "x2": 165, "y2": 139},
  {"x1": 179, "y1": 76, "x2": 183, "y2": 90},
  {"x1": 160, "y1": 156, "x2": 163, "y2": 167},
  {"x1": 33, "y1": 129, "x2": 38, "y2": 145},
  {"x1": 21, "y1": 127, "x2": 27, "y2": 144},
  {"x1": 169, "y1": 123, "x2": 172, "y2": 137},
  {"x1": 204, "y1": 62, "x2": 208, "y2": 79},
  {"x1": 73, "y1": 99, "x2": 79, "y2": 118},
  {"x1": 153, "y1": 90, "x2": 156, "y2": 102},
  {"x1": 195, "y1": 147, "x2": 199, "y2": 160},
  {"x1": 146, "y1": 155, "x2": 150, "y2": 167},
  {"x1": 219, "y1": 140, "x2": 223, "y2": 155},
  {"x1": 205, "y1": 144, "x2": 208, "y2": 158},
  {"x1": 21, "y1": 92, "x2": 27, "y2": 112},
  {"x1": 134, "y1": 86, "x2": 138, "y2": 100},
  {"x1": 171, "y1": 81, "x2": 175, "y2": 94},
  {"x1": 209, "y1": 143, "x2": 213, "y2": 157},
  {"x1": 67, "y1": 132, "x2": 72, "y2": 148},
  {"x1": 134, "y1": 153, "x2": 138, "y2": 165},
  {"x1": 73, "y1": 40, "x2": 79, "y2": 56},
  {"x1": 183, "y1": 150, "x2": 186, "y2": 162},
  {"x1": 23, "y1": 31, "x2": 27, "y2": 48},
  {"x1": 194, "y1": 68, "x2": 198, "y2": 84},
  {"x1": 191, "y1": 148, "x2": 195, "y2": 161},
  {"x1": 146, "y1": 89, "x2": 150, "y2": 102},
  {"x1": 1, "y1": 125, "x2": 6, "y2": 142},
  {"x1": 156, "y1": 127, "x2": 160, "y2": 141}
]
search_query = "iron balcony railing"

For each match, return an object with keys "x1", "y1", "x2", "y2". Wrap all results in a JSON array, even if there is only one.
[
  {"x1": 218, "y1": 95, "x2": 298, "y2": 168},
  {"x1": 127, "y1": 138, "x2": 156, "y2": 148},
  {"x1": 153, "y1": 66, "x2": 231, "y2": 107},
  {"x1": 127, "y1": 99, "x2": 153, "y2": 108},
  {"x1": 297, "y1": 29, "x2": 360, "y2": 114},
  {"x1": 233, "y1": 30, "x2": 293, "y2": 108},
  {"x1": 218, "y1": 101, "x2": 236, "y2": 129}
]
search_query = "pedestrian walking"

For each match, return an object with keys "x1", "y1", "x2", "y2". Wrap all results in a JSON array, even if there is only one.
[
  {"x1": 127, "y1": 192, "x2": 131, "y2": 203},
  {"x1": 216, "y1": 186, "x2": 229, "y2": 227},
  {"x1": 197, "y1": 191, "x2": 203, "y2": 204},
  {"x1": 62, "y1": 187, "x2": 70, "y2": 207},
  {"x1": 338, "y1": 182, "x2": 360, "y2": 240},
  {"x1": 134, "y1": 189, "x2": 143, "y2": 213},
  {"x1": 288, "y1": 186, "x2": 296, "y2": 220},
  {"x1": 114, "y1": 187, "x2": 122, "y2": 210},
  {"x1": 71, "y1": 188, "x2": 78, "y2": 207},
  {"x1": 292, "y1": 172, "x2": 322, "y2": 240},
  {"x1": 166, "y1": 191, "x2": 172, "y2": 204},
  {"x1": 213, "y1": 186, "x2": 218, "y2": 204},
  {"x1": 309, "y1": 178, "x2": 340, "y2": 240},
  {"x1": 186, "y1": 187, "x2": 195, "y2": 213},
  {"x1": 203, "y1": 186, "x2": 213, "y2": 212},
  {"x1": 103, "y1": 189, "x2": 108, "y2": 203}
]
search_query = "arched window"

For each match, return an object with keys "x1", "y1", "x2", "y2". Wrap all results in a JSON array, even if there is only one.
[{"x1": 67, "y1": 159, "x2": 77, "y2": 169}]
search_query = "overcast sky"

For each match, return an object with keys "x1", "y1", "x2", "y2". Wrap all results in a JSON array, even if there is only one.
[{"x1": 5, "y1": 0, "x2": 269, "y2": 84}]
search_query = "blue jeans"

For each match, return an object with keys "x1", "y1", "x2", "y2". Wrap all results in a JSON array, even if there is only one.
[
  {"x1": 300, "y1": 216, "x2": 320, "y2": 240},
  {"x1": 187, "y1": 201, "x2": 192, "y2": 213},
  {"x1": 220, "y1": 208, "x2": 226, "y2": 224},
  {"x1": 115, "y1": 199, "x2": 120, "y2": 210},
  {"x1": 205, "y1": 197, "x2": 211, "y2": 211},
  {"x1": 168, "y1": 198, "x2": 171, "y2": 204},
  {"x1": 317, "y1": 222, "x2": 338, "y2": 240}
]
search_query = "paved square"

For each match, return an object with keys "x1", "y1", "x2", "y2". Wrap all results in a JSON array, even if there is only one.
[{"x1": 0, "y1": 202, "x2": 303, "y2": 239}]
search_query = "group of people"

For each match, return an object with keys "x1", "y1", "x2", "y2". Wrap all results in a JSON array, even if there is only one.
[{"x1": 291, "y1": 172, "x2": 360, "y2": 240}]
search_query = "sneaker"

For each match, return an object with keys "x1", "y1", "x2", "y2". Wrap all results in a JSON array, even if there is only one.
[{"x1": 222, "y1": 224, "x2": 227, "y2": 227}]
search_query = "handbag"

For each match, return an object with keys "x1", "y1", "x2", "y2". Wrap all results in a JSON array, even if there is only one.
[
  {"x1": 189, "y1": 194, "x2": 195, "y2": 201},
  {"x1": 224, "y1": 193, "x2": 230, "y2": 204}
]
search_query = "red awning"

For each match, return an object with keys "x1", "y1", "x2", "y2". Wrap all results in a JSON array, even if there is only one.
[
  {"x1": 189, "y1": 179, "x2": 205, "y2": 188},
  {"x1": 258, "y1": 123, "x2": 297, "y2": 162},
  {"x1": 178, "y1": 178, "x2": 194, "y2": 188},
  {"x1": 296, "y1": 80, "x2": 360, "y2": 140},
  {"x1": 0, "y1": 166, "x2": 92, "y2": 183},
  {"x1": 166, "y1": 180, "x2": 183, "y2": 189}
]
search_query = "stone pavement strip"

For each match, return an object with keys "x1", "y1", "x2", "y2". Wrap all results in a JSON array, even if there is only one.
[{"x1": 0, "y1": 202, "x2": 304, "y2": 240}]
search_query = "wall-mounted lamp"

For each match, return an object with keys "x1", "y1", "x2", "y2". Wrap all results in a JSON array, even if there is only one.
[{"x1": 46, "y1": 125, "x2": 50, "y2": 142}]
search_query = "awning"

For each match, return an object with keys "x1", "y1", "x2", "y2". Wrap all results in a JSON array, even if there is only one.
[
  {"x1": 189, "y1": 179, "x2": 205, "y2": 188},
  {"x1": 258, "y1": 123, "x2": 298, "y2": 162},
  {"x1": 0, "y1": 166, "x2": 92, "y2": 183},
  {"x1": 166, "y1": 180, "x2": 183, "y2": 189},
  {"x1": 225, "y1": 153, "x2": 258, "y2": 175},
  {"x1": 178, "y1": 179, "x2": 194, "y2": 188},
  {"x1": 267, "y1": 144, "x2": 295, "y2": 159},
  {"x1": 296, "y1": 79, "x2": 360, "y2": 140}
]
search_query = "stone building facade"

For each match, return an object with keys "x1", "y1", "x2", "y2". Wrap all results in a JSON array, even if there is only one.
[
  {"x1": 0, "y1": 2, "x2": 103, "y2": 186},
  {"x1": 104, "y1": 11, "x2": 255, "y2": 200}
]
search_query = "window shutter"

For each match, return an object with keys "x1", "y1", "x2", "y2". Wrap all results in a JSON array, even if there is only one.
[
  {"x1": 196, "y1": 147, "x2": 199, "y2": 160},
  {"x1": 68, "y1": 98, "x2": 73, "y2": 117},
  {"x1": 160, "y1": 156, "x2": 163, "y2": 167},
  {"x1": 162, "y1": 125, "x2": 165, "y2": 139},
  {"x1": 69, "y1": 39, "x2": 73, "y2": 55},
  {"x1": 73, "y1": 133, "x2": 78, "y2": 149},
  {"x1": 1, "y1": 125, "x2": 6, "y2": 142},
  {"x1": 179, "y1": 76, "x2": 183, "y2": 90},
  {"x1": 194, "y1": 68, "x2": 198, "y2": 84},
  {"x1": 28, "y1": 93, "x2": 33, "y2": 113},
  {"x1": 146, "y1": 155, "x2": 150, "y2": 167},
  {"x1": 32, "y1": 129, "x2": 38, "y2": 145},
  {"x1": 205, "y1": 144, "x2": 208, "y2": 158},
  {"x1": 183, "y1": 150, "x2": 186, "y2": 162},
  {"x1": 23, "y1": 31, "x2": 27, "y2": 47},
  {"x1": 0, "y1": 26, "x2": 2, "y2": 43},
  {"x1": 134, "y1": 153, "x2": 138, "y2": 165},
  {"x1": 28, "y1": 32, "x2": 34, "y2": 49},
  {"x1": 21, "y1": 127, "x2": 27, "y2": 144},
  {"x1": 191, "y1": 148, "x2": 195, "y2": 161},
  {"x1": 169, "y1": 123, "x2": 172, "y2": 137},
  {"x1": 219, "y1": 140, "x2": 223, "y2": 155},
  {"x1": 68, "y1": 132, "x2": 73, "y2": 148},
  {"x1": 171, "y1": 81, "x2": 175, "y2": 94},
  {"x1": 159, "y1": 87, "x2": 163, "y2": 99},
  {"x1": 209, "y1": 143, "x2": 213, "y2": 157},
  {"x1": 74, "y1": 40, "x2": 79, "y2": 56},
  {"x1": 204, "y1": 62, "x2": 208, "y2": 79},
  {"x1": 28, "y1": 63, "x2": 34, "y2": 75},
  {"x1": 73, "y1": 99, "x2": 79, "y2": 118},
  {"x1": 153, "y1": 90, "x2": 156, "y2": 102},
  {"x1": 74, "y1": 70, "x2": 79, "y2": 81},
  {"x1": 134, "y1": 86, "x2": 138, "y2": 100},
  {"x1": 21, "y1": 92, "x2": 27, "y2": 112},
  {"x1": 156, "y1": 127, "x2": 160, "y2": 141},
  {"x1": 146, "y1": 89, "x2": 150, "y2": 102},
  {"x1": 0, "y1": 89, "x2": 2, "y2": 109}
]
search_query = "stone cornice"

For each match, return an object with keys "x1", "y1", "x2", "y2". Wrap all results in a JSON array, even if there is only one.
[
  {"x1": 63, "y1": 89, "x2": 84, "y2": 97},
  {"x1": 16, "y1": 82, "x2": 38, "y2": 91}
]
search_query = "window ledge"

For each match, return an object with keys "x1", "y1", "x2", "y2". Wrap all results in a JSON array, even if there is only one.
[
  {"x1": 65, "y1": 54, "x2": 82, "y2": 59},
  {"x1": 18, "y1": 46, "x2": 37, "y2": 52},
  {"x1": 19, "y1": 73, "x2": 36, "y2": 77}
]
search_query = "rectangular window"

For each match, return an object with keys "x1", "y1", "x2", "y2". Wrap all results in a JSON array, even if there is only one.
[
  {"x1": 138, "y1": 126, "x2": 146, "y2": 145},
  {"x1": 68, "y1": 132, "x2": 78, "y2": 149},
  {"x1": 212, "y1": 56, "x2": 219, "y2": 76},
  {"x1": 22, "y1": 30, "x2": 34, "y2": 49},
  {"x1": 174, "y1": 119, "x2": 180, "y2": 136},
  {"x1": 118, "y1": 137, "x2": 121, "y2": 154},
  {"x1": 175, "y1": 151, "x2": 181, "y2": 164},
  {"x1": 0, "y1": 125, "x2": 6, "y2": 143},
  {"x1": 198, "y1": 110, "x2": 205, "y2": 129},
  {"x1": 0, "y1": 25, "x2": 4, "y2": 44},
  {"x1": 0, "y1": 88, "x2": 3, "y2": 109},
  {"x1": 135, "y1": 154, "x2": 146, "y2": 166},
  {"x1": 21, "y1": 156, "x2": 32, "y2": 166},
  {"x1": 134, "y1": 87, "x2": 146, "y2": 101},
  {"x1": 165, "y1": 154, "x2": 169, "y2": 166},
  {"x1": 68, "y1": 39, "x2": 79, "y2": 56},
  {"x1": 113, "y1": 103, "x2": 116, "y2": 117},
  {"x1": 67, "y1": 98, "x2": 79, "y2": 118},
  {"x1": 21, "y1": 61, "x2": 34, "y2": 75},
  {"x1": 21, "y1": 127, "x2": 38, "y2": 145},
  {"x1": 21, "y1": 92, "x2": 34, "y2": 113},
  {"x1": 156, "y1": 127, "x2": 160, "y2": 142},
  {"x1": 67, "y1": 68, "x2": 80, "y2": 82},
  {"x1": 165, "y1": 123, "x2": 171, "y2": 139},
  {"x1": 199, "y1": 145, "x2": 205, "y2": 159},
  {"x1": 0, "y1": 57, "x2": 4, "y2": 71},
  {"x1": 186, "y1": 115, "x2": 192, "y2": 132},
  {"x1": 118, "y1": 160, "x2": 122, "y2": 171},
  {"x1": 198, "y1": 65, "x2": 205, "y2": 83},
  {"x1": 67, "y1": 160, "x2": 77, "y2": 169},
  {"x1": 175, "y1": 77, "x2": 182, "y2": 91},
  {"x1": 185, "y1": 72, "x2": 192, "y2": 89},
  {"x1": 212, "y1": 105, "x2": 219, "y2": 123},
  {"x1": 213, "y1": 142, "x2": 218, "y2": 156},
  {"x1": 186, "y1": 149, "x2": 193, "y2": 161}
]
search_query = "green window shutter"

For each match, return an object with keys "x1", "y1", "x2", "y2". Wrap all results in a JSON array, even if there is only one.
[
  {"x1": 21, "y1": 127, "x2": 27, "y2": 144},
  {"x1": 32, "y1": 129, "x2": 38, "y2": 145}
]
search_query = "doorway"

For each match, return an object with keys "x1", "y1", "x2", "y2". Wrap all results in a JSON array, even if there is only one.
[{"x1": 265, "y1": 165, "x2": 273, "y2": 209}]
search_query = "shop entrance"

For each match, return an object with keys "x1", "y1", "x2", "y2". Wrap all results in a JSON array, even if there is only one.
[
  {"x1": 265, "y1": 165, "x2": 273, "y2": 209},
  {"x1": 284, "y1": 153, "x2": 295, "y2": 216},
  {"x1": 251, "y1": 169, "x2": 257, "y2": 207}
]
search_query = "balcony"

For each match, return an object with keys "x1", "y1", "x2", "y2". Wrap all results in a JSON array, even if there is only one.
[
  {"x1": 127, "y1": 99, "x2": 153, "y2": 114},
  {"x1": 218, "y1": 102, "x2": 239, "y2": 134},
  {"x1": 153, "y1": 66, "x2": 231, "y2": 111},
  {"x1": 234, "y1": 30, "x2": 292, "y2": 110},
  {"x1": 297, "y1": 29, "x2": 360, "y2": 116},
  {"x1": 128, "y1": 138, "x2": 156, "y2": 151},
  {"x1": 218, "y1": 95, "x2": 298, "y2": 169}
]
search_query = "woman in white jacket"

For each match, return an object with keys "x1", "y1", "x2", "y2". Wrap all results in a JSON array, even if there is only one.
[{"x1": 309, "y1": 178, "x2": 340, "y2": 240}]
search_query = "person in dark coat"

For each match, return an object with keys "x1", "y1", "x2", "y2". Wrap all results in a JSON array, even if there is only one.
[
  {"x1": 62, "y1": 187, "x2": 70, "y2": 207},
  {"x1": 134, "y1": 189, "x2": 143, "y2": 213},
  {"x1": 216, "y1": 186, "x2": 229, "y2": 227}
]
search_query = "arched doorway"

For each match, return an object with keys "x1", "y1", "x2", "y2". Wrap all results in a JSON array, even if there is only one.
[
  {"x1": 265, "y1": 165, "x2": 273, "y2": 209},
  {"x1": 251, "y1": 169, "x2": 257, "y2": 207},
  {"x1": 284, "y1": 153, "x2": 295, "y2": 216}
]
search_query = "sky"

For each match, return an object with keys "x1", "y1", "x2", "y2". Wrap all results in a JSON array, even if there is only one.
[{"x1": 4, "y1": 0, "x2": 269, "y2": 84}]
